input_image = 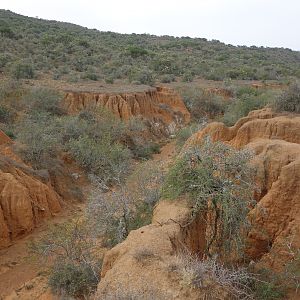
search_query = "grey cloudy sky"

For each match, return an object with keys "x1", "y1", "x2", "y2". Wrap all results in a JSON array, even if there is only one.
[{"x1": 2, "y1": 0, "x2": 300, "y2": 50}]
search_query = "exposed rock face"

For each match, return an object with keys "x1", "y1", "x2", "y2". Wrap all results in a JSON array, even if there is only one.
[
  {"x1": 0, "y1": 133, "x2": 61, "y2": 249},
  {"x1": 186, "y1": 107, "x2": 300, "y2": 270},
  {"x1": 64, "y1": 87, "x2": 190, "y2": 135}
]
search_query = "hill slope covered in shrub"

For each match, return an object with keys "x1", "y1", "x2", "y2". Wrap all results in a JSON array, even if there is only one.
[{"x1": 1, "y1": 9, "x2": 300, "y2": 83}]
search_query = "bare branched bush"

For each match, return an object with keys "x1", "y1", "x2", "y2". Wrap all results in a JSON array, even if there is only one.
[
  {"x1": 127, "y1": 161, "x2": 164, "y2": 207},
  {"x1": 87, "y1": 162, "x2": 164, "y2": 247},
  {"x1": 173, "y1": 251, "x2": 255, "y2": 299},
  {"x1": 86, "y1": 185, "x2": 135, "y2": 246}
]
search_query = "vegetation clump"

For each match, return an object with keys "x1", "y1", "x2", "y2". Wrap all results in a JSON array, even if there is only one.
[
  {"x1": 171, "y1": 251, "x2": 255, "y2": 299},
  {"x1": 163, "y1": 137, "x2": 255, "y2": 258},
  {"x1": 1, "y1": 10, "x2": 299, "y2": 83},
  {"x1": 10, "y1": 61, "x2": 35, "y2": 79},
  {"x1": 87, "y1": 161, "x2": 163, "y2": 246},
  {"x1": 223, "y1": 86, "x2": 278, "y2": 125},
  {"x1": 274, "y1": 81, "x2": 300, "y2": 113},
  {"x1": 30, "y1": 220, "x2": 101, "y2": 298},
  {"x1": 176, "y1": 86, "x2": 226, "y2": 121}
]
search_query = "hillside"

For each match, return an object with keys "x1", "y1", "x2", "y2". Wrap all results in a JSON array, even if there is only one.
[
  {"x1": 1, "y1": 9, "x2": 300, "y2": 84},
  {"x1": 0, "y1": 8, "x2": 300, "y2": 299}
]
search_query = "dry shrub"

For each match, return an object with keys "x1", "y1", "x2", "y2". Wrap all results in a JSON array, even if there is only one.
[{"x1": 172, "y1": 251, "x2": 255, "y2": 300}]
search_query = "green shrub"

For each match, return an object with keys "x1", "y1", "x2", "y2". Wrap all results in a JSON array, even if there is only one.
[
  {"x1": 49, "y1": 261, "x2": 99, "y2": 297},
  {"x1": 105, "y1": 76, "x2": 114, "y2": 84},
  {"x1": 131, "y1": 68, "x2": 155, "y2": 85},
  {"x1": 176, "y1": 122, "x2": 207, "y2": 149},
  {"x1": 274, "y1": 82, "x2": 300, "y2": 113},
  {"x1": 254, "y1": 281, "x2": 284, "y2": 300},
  {"x1": 15, "y1": 113, "x2": 60, "y2": 168},
  {"x1": 3, "y1": 127, "x2": 16, "y2": 139},
  {"x1": 85, "y1": 71, "x2": 98, "y2": 81},
  {"x1": 223, "y1": 89, "x2": 276, "y2": 126},
  {"x1": 91, "y1": 107, "x2": 126, "y2": 142},
  {"x1": 10, "y1": 61, "x2": 35, "y2": 79},
  {"x1": 0, "y1": 20, "x2": 16, "y2": 38},
  {"x1": 132, "y1": 143, "x2": 160, "y2": 159},
  {"x1": 67, "y1": 73, "x2": 80, "y2": 82},
  {"x1": 67, "y1": 135, "x2": 131, "y2": 185},
  {"x1": 160, "y1": 74, "x2": 175, "y2": 83},
  {"x1": 163, "y1": 137, "x2": 255, "y2": 258},
  {"x1": 126, "y1": 46, "x2": 149, "y2": 58},
  {"x1": 223, "y1": 95, "x2": 262, "y2": 125},
  {"x1": 177, "y1": 86, "x2": 226, "y2": 120},
  {"x1": 22, "y1": 87, "x2": 65, "y2": 115},
  {"x1": 0, "y1": 105, "x2": 15, "y2": 123},
  {"x1": 252, "y1": 269, "x2": 286, "y2": 300},
  {"x1": 58, "y1": 115, "x2": 90, "y2": 143},
  {"x1": 235, "y1": 86, "x2": 259, "y2": 98},
  {"x1": 30, "y1": 220, "x2": 101, "y2": 298},
  {"x1": 283, "y1": 249, "x2": 300, "y2": 292},
  {"x1": 182, "y1": 72, "x2": 194, "y2": 82},
  {"x1": 0, "y1": 53, "x2": 11, "y2": 68}
]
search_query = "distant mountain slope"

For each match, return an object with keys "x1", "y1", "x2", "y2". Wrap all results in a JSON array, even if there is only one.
[{"x1": 0, "y1": 9, "x2": 299, "y2": 83}]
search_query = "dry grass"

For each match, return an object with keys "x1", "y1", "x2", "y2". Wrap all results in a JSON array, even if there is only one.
[
  {"x1": 169, "y1": 251, "x2": 255, "y2": 300},
  {"x1": 132, "y1": 248, "x2": 156, "y2": 264}
]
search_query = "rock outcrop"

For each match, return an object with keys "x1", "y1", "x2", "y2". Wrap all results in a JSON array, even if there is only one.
[
  {"x1": 64, "y1": 87, "x2": 190, "y2": 136},
  {"x1": 0, "y1": 132, "x2": 62, "y2": 249}
]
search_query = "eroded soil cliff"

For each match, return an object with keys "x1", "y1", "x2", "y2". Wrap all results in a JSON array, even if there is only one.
[
  {"x1": 0, "y1": 133, "x2": 62, "y2": 249},
  {"x1": 64, "y1": 86, "x2": 190, "y2": 136},
  {"x1": 186, "y1": 108, "x2": 300, "y2": 270},
  {"x1": 96, "y1": 108, "x2": 300, "y2": 298}
]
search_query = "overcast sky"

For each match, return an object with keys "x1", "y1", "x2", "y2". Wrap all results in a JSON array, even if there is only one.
[{"x1": 1, "y1": 0, "x2": 300, "y2": 50}]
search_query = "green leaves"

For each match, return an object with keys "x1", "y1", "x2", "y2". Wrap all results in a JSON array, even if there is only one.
[{"x1": 163, "y1": 137, "x2": 255, "y2": 259}]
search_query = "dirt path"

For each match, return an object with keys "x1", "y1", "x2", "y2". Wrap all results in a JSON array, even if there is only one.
[
  {"x1": 0, "y1": 203, "x2": 85, "y2": 300},
  {"x1": 0, "y1": 140, "x2": 177, "y2": 300}
]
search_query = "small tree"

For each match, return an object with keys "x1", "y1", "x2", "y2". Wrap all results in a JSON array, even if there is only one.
[
  {"x1": 30, "y1": 220, "x2": 101, "y2": 298},
  {"x1": 15, "y1": 113, "x2": 61, "y2": 168},
  {"x1": 87, "y1": 186, "x2": 134, "y2": 246},
  {"x1": 10, "y1": 61, "x2": 35, "y2": 79},
  {"x1": 67, "y1": 135, "x2": 131, "y2": 186},
  {"x1": 163, "y1": 137, "x2": 255, "y2": 260},
  {"x1": 87, "y1": 162, "x2": 164, "y2": 247},
  {"x1": 274, "y1": 82, "x2": 300, "y2": 113},
  {"x1": 22, "y1": 87, "x2": 65, "y2": 115}
]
